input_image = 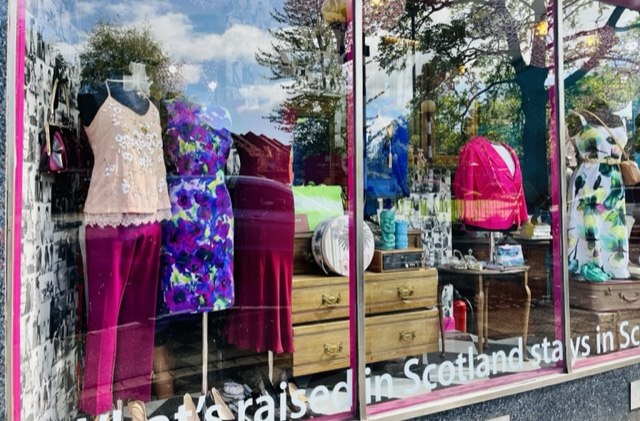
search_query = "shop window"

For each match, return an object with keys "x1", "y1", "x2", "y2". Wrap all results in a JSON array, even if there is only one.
[
  {"x1": 362, "y1": 0, "x2": 566, "y2": 413},
  {"x1": 563, "y1": 0, "x2": 640, "y2": 367},
  {"x1": 16, "y1": 0, "x2": 640, "y2": 419},
  {"x1": 17, "y1": 1, "x2": 355, "y2": 420}
]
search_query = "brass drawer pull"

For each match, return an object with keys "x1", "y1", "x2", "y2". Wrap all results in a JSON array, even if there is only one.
[
  {"x1": 397, "y1": 286, "x2": 415, "y2": 300},
  {"x1": 324, "y1": 342, "x2": 343, "y2": 356},
  {"x1": 399, "y1": 331, "x2": 416, "y2": 342},
  {"x1": 322, "y1": 294, "x2": 341, "y2": 307}
]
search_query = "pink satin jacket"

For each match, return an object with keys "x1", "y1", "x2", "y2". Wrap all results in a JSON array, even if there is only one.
[{"x1": 452, "y1": 137, "x2": 528, "y2": 230}]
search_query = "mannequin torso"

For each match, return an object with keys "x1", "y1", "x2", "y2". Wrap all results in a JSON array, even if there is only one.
[{"x1": 78, "y1": 81, "x2": 151, "y2": 126}]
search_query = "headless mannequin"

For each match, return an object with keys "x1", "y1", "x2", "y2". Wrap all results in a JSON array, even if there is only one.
[
  {"x1": 78, "y1": 80, "x2": 151, "y2": 126},
  {"x1": 78, "y1": 76, "x2": 169, "y2": 415},
  {"x1": 491, "y1": 143, "x2": 515, "y2": 176},
  {"x1": 465, "y1": 140, "x2": 519, "y2": 232}
]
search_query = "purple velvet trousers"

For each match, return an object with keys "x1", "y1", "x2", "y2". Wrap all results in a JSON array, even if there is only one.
[{"x1": 79, "y1": 222, "x2": 161, "y2": 415}]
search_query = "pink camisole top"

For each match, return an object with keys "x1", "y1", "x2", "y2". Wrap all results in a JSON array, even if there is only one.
[{"x1": 83, "y1": 83, "x2": 171, "y2": 227}]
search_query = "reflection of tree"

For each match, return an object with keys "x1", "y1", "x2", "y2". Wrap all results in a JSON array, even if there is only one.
[
  {"x1": 80, "y1": 17, "x2": 185, "y2": 99},
  {"x1": 255, "y1": 0, "x2": 346, "y2": 167},
  {"x1": 379, "y1": 0, "x2": 640, "y2": 200}
]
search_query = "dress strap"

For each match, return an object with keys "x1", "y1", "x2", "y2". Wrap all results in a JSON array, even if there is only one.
[
  {"x1": 104, "y1": 80, "x2": 113, "y2": 97},
  {"x1": 105, "y1": 78, "x2": 127, "y2": 96}
]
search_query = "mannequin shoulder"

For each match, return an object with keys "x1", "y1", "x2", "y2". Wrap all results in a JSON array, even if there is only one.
[{"x1": 77, "y1": 91, "x2": 108, "y2": 127}]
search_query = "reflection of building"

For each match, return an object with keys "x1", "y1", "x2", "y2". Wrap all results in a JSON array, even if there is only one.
[{"x1": 231, "y1": 132, "x2": 292, "y2": 182}]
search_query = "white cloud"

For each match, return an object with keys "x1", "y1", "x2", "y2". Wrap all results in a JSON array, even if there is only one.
[
  {"x1": 236, "y1": 82, "x2": 289, "y2": 114},
  {"x1": 181, "y1": 63, "x2": 203, "y2": 84},
  {"x1": 76, "y1": 1, "x2": 103, "y2": 20},
  {"x1": 150, "y1": 16, "x2": 273, "y2": 62},
  {"x1": 82, "y1": 0, "x2": 274, "y2": 63}
]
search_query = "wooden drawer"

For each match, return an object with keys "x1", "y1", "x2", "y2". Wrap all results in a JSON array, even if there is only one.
[
  {"x1": 289, "y1": 309, "x2": 439, "y2": 376},
  {"x1": 364, "y1": 309, "x2": 439, "y2": 362},
  {"x1": 364, "y1": 269, "x2": 438, "y2": 314},
  {"x1": 292, "y1": 269, "x2": 438, "y2": 324},
  {"x1": 292, "y1": 274, "x2": 350, "y2": 324},
  {"x1": 289, "y1": 319, "x2": 351, "y2": 376}
]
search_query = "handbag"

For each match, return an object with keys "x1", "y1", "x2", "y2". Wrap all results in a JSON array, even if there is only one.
[
  {"x1": 579, "y1": 109, "x2": 640, "y2": 186},
  {"x1": 495, "y1": 244, "x2": 525, "y2": 267},
  {"x1": 39, "y1": 78, "x2": 93, "y2": 173}
]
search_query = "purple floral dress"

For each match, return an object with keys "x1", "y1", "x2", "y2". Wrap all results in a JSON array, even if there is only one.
[{"x1": 159, "y1": 100, "x2": 234, "y2": 314}]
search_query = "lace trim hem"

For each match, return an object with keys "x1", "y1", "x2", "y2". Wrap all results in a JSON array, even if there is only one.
[{"x1": 83, "y1": 209, "x2": 172, "y2": 227}]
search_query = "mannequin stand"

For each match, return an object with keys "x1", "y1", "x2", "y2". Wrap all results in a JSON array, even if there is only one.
[
  {"x1": 202, "y1": 313, "x2": 208, "y2": 396},
  {"x1": 490, "y1": 232, "x2": 496, "y2": 264}
]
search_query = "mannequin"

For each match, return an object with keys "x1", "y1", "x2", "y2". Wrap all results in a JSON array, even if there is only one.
[
  {"x1": 453, "y1": 136, "x2": 528, "y2": 232},
  {"x1": 77, "y1": 81, "x2": 151, "y2": 126},
  {"x1": 78, "y1": 68, "x2": 171, "y2": 415},
  {"x1": 567, "y1": 101, "x2": 630, "y2": 281}
]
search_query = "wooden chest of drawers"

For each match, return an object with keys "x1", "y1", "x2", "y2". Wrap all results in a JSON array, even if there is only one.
[{"x1": 286, "y1": 268, "x2": 440, "y2": 376}]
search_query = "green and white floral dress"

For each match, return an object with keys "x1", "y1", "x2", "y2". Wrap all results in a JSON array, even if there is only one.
[{"x1": 567, "y1": 115, "x2": 630, "y2": 281}]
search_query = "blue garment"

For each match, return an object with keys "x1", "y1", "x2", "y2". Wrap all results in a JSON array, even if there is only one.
[{"x1": 365, "y1": 116, "x2": 410, "y2": 215}]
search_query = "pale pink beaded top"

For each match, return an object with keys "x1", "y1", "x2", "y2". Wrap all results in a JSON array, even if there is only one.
[{"x1": 83, "y1": 86, "x2": 171, "y2": 227}]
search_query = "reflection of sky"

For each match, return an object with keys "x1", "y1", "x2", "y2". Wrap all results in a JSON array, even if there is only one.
[{"x1": 27, "y1": 0, "x2": 293, "y2": 140}]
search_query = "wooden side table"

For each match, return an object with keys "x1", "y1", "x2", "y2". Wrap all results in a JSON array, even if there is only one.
[{"x1": 436, "y1": 266, "x2": 531, "y2": 354}]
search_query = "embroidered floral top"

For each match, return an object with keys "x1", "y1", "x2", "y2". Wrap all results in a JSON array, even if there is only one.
[
  {"x1": 83, "y1": 87, "x2": 171, "y2": 227},
  {"x1": 453, "y1": 136, "x2": 528, "y2": 230}
]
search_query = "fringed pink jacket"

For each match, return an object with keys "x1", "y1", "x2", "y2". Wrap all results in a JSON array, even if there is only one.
[{"x1": 452, "y1": 137, "x2": 528, "y2": 230}]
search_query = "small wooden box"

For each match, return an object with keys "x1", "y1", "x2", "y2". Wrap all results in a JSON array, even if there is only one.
[
  {"x1": 293, "y1": 232, "x2": 322, "y2": 275},
  {"x1": 369, "y1": 248, "x2": 425, "y2": 273},
  {"x1": 407, "y1": 230, "x2": 423, "y2": 248}
]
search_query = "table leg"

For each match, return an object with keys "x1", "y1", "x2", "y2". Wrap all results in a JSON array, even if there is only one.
[
  {"x1": 522, "y1": 271, "x2": 531, "y2": 361},
  {"x1": 484, "y1": 282, "x2": 490, "y2": 351},
  {"x1": 476, "y1": 274, "x2": 484, "y2": 353},
  {"x1": 437, "y1": 281, "x2": 445, "y2": 357}
]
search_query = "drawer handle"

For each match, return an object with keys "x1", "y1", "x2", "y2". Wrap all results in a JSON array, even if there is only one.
[
  {"x1": 399, "y1": 331, "x2": 416, "y2": 342},
  {"x1": 324, "y1": 342, "x2": 343, "y2": 356},
  {"x1": 619, "y1": 292, "x2": 640, "y2": 303},
  {"x1": 322, "y1": 294, "x2": 342, "y2": 307},
  {"x1": 397, "y1": 286, "x2": 415, "y2": 300}
]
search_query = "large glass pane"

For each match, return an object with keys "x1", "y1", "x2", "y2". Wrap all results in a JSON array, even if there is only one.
[
  {"x1": 362, "y1": 0, "x2": 565, "y2": 411},
  {"x1": 564, "y1": 0, "x2": 640, "y2": 366},
  {"x1": 18, "y1": 1, "x2": 355, "y2": 420}
]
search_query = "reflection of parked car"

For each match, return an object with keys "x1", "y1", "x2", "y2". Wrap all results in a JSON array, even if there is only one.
[{"x1": 225, "y1": 175, "x2": 294, "y2": 253}]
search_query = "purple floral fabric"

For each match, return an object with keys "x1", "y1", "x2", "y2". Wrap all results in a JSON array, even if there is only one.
[{"x1": 159, "y1": 100, "x2": 234, "y2": 314}]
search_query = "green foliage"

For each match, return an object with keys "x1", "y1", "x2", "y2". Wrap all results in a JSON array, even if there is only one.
[
  {"x1": 566, "y1": 69, "x2": 640, "y2": 115},
  {"x1": 79, "y1": 16, "x2": 172, "y2": 98},
  {"x1": 257, "y1": 0, "x2": 347, "y2": 163}
]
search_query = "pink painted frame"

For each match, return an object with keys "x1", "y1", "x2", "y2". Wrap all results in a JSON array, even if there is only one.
[{"x1": 12, "y1": 0, "x2": 26, "y2": 419}]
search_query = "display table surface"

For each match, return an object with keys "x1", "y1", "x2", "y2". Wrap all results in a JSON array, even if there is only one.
[
  {"x1": 453, "y1": 235, "x2": 551, "y2": 301},
  {"x1": 436, "y1": 265, "x2": 531, "y2": 354}
]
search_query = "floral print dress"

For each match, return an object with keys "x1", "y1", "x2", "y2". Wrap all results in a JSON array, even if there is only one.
[
  {"x1": 567, "y1": 115, "x2": 629, "y2": 280},
  {"x1": 159, "y1": 100, "x2": 234, "y2": 313}
]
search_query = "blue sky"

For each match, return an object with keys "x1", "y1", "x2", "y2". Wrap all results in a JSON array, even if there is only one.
[{"x1": 29, "y1": 0, "x2": 294, "y2": 139}]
